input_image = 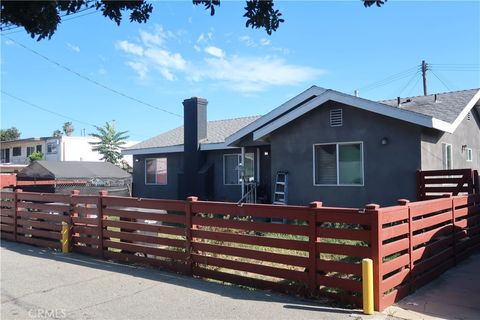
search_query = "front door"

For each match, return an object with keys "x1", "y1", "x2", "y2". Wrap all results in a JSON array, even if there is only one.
[{"x1": 257, "y1": 146, "x2": 271, "y2": 203}]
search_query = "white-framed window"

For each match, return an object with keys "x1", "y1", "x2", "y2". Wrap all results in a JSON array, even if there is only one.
[
  {"x1": 145, "y1": 158, "x2": 167, "y2": 185},
  {"x1": 36, "y1": 145, "x2": 42, "y2": 153},
  {"x1": 313, "y1": 142, "x2": 364, "y2": 186},
  {"x1": 466, "y1": 148, "x2": 473, "y2": 162},
  {"x1": 26, "y1": 146, "x2": 35, "y2": 156},
  {"x1": 223, "y1": 153, "x2": 254, "y2": 185},
  {"x1": 47, "y1": 142, "x2": 57, "y2": 154},
  {"x1": 442, "y1": 143, "x2": 453, "y2": 169}
]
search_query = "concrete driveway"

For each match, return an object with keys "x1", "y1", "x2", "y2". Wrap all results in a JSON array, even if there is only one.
[
  {"x1": 384, "y1": 251, "x2": 480, "y2": 320},
  {"x1": 1, "y1": 241, "x2": 398, "y2": 320}
]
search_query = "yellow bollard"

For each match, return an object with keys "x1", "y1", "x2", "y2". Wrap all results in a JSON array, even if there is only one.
[
  {"x1": 61, "y1": 221, "x2": 70, "y2": 253},
  {"x1": 362, "y1": 258, "x2": 374, "y2": 315}
]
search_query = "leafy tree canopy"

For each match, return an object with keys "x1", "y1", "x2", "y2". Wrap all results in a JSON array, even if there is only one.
[
  {"x1": 0, "y1": 127, "x2": 21, "y2": 141},
  {"x1": 1, "y1": 0, "x2": 387, "y2": 40},
  {"x1": 52, "y1": 129, "x2": 63, "y2": 138},
  {"x1": 62, "y1": 122, "x2": 74, "y2": 136},
  {"x1": 90, "y1": 121, "x2": 130, "y2": 167}
]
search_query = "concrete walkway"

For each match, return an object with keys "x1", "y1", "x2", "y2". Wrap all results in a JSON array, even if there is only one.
[
  {"x1": 1, "y1": 241, "x2": 397, "y2": 320},
  {"x1": 384, "y1": 252, "x2": 480, "y2": 320}
]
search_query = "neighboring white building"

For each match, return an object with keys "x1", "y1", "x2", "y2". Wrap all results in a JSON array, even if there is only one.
[{"x1": 1, "y1": 136, "x2": 136, "y2": 171}]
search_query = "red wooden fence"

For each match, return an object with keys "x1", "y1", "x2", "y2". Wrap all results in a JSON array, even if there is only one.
[
  {"x1": 417, "y1": 169, "x2": 479, "y2": 200},
  {"x1": 1, "y1": 190, "x2": 479, "y2": 312}
]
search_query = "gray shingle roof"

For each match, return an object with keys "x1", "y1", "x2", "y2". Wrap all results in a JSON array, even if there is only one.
[
  {"x1": 127, "y1": 116, "x2": 261, "y2": 151},
  {"x1": 381, "y1": 88, "x2": 479, "y2": 123},
  {"x1": 17, "y1": 161, "x2": 131, "y2": 180}
]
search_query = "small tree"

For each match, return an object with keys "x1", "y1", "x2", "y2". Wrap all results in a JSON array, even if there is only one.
[
  {"x1": 52, "y1": 129, "x2": 63, "y2": 138},
  {"x1": 28, "y1": 151, "x2": 44, "y2": 162},
  {"x1": 90, "y1": 121, "x2": 129, "y2": 166},
  {"x1": 63, "y1": 122, "x2": 74, "y2": 136},
  {"x1": 0, "y1": 127, "x2": 21, "y2": 141}
]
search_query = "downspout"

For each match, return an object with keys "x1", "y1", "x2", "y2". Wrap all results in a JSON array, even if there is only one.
[{"x1": 241, "y1": 147, "x2": 245, "y2": 198}]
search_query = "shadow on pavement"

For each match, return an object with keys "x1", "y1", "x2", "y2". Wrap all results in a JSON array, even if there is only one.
[{"x1": 1, "y1": 240, "x2": 363, "y2": 316}]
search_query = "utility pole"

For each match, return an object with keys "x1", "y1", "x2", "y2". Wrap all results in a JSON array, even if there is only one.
[{"x1": 421, "y1": 60, "x2": 428, "y2": 96}]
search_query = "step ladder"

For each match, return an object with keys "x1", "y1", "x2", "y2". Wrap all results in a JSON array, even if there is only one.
[{"x1": 273, "y1": 171, "x2": 288, "y2": 205}]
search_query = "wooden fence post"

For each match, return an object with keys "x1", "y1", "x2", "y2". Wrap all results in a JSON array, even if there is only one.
[
  {"x1": 416, "y1": 170, "x2": 423, "y2": 201},
  {"x1": 366, "y1": 203, "x2": 381, "y2": 311},
  {"x1": 13, "y1": 189, "x2": 22, "y2": 242},
  {"x1": 397, "y1": 199, "x2": 412, "y2": 292},
  {"x1": 473, "y1": 170, "x2": 479, "y2": 195},
  {"x1": 98, "y1": 190, "x2": 108, "y2": 259},
  {"x1": 185, "y1": 196, "x2": 198, "y2": 276},
  {"x1": 308, "y1": 201, "x2": 322, "y2": 296},
  {"x1": 69, "y1": 190, "x2": 80, "y2": 252}
]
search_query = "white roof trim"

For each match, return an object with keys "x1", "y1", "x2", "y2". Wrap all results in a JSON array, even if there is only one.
[
  {"x1": 122, "y1": 142, "x2": 237, "y2": 155},
  {"x1": 122, "y1": 145, "x2": 184, "y2": 155},
  {"x1": 225, "y1": 86, "x2": 327, "y2": 145},
  {"x1": 253, "y1": 90, "x2": 436, "y2": 141},
  {"x1": 447, "y1": 89, "x2": 480, "y2": 133}
]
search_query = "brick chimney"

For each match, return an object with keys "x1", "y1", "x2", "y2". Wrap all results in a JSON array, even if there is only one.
[{"x1": 183, "y1": 97, "x2": 208, "y2": 197}]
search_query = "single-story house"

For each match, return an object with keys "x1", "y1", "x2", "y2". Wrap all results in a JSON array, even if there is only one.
[
  {"x1": 16, "y1": 160, "x2": 132, "y2": 196},
  {"x1": 123, "y1": 87, "x2": 480, "y2": 207}
]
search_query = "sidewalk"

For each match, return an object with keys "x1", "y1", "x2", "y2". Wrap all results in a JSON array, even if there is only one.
[
  {"x1": 384, "y1": 252, "x2": 480, "y2": 320},
  {"x1": 1, "y1": 241, "x2": 397, "y2": 320}
]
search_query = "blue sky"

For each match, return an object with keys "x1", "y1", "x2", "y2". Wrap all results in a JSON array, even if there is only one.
[{"x1": 1, "y1": 1, "x2": 479, "y2": 141}]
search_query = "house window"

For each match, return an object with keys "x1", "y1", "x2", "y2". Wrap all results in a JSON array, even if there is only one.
[
  {"x1": 442, "y1": 143, "x2": 453, "y2": 169},
  {"x1": 27, "y1": 146, "x2": 35, "y2": 156},
  {"x1": 145, "y1": 158, "x2": 167, "y2": 185},
  {"x1": 12, "y1": 147, "x2": 21, "y2": 157},
  {"x1": 47, "y1": 143, "x2": 57, "y2": 154},
  {"x1": 1, "y1": 149, "x2": 10, "y2": 163},
  {"x1": 36, "y1": 145, "x2": 42, "y2": 153},
  {"x1": 330, "y1": 109, "x2": 343, "y2": 127},
  {"x1": 314, "y1": 142, "x2": 364, "y2": 186},
  {"x1": 466, "y1": 148, "x2": 473, "y2": 162},
  {"x1": 223, "y1": 153, "x2": 254, "y2": 185}
]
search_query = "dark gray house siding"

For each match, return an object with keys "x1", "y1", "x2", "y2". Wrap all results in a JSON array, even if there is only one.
[
  {"x1": 268, "y1": 101, "x2": 422, "y2": 208},
  {"x1": 421, "y1": 110, "x2": 480, "y2": 170},
  {"x1": 132, "y1": 152, "x2": 183, "y2": 199}
]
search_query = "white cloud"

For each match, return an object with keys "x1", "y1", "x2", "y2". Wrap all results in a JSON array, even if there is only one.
[
  {"x1": 189, "y1": 55, "x2": 324, "y2": 92},
  {"x1": 239, "y1": 35, "x2": 256, "y2": 47},
  {"x1": 193, "y1": 45, "x2": 201, "y2": 52},
  {"x1": 204, "y1": 46, "x2": 225, "y2": 59},
  {"x1": 144, "y1": 48, "x2": 187, "y2": 71},
  {"x1": 197, "y1": 32, "x2": 213, "y2": 44},
  {"x1": 4, "y1": 39, "x2": 14, "y2": 46},
  {"x1": 116, "y1": 40, "x2": 144, "y2": 56},
  {"x1": 126, "y1": 61, "x2": 148, "y2": 79},
  {"x1": 66, "y1": 42, "x2": 80, "y2": 52},
  {"x1": 259, "y1": 38, "x2": 271, "y2": 46}
]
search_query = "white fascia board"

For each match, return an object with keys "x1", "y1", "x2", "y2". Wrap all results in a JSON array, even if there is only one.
[
  {"x1": 253, "y1": 90, "x2": 436, "y2": 141},
  {"x1": 444, "y1": 89, "x2": 480, "y2": 133},
  {"x1": 225, "y1": 86, "x2": 327, "y2": 145},
  {"x1": 200, "y1": 143, "x2": 238, "y2": 151},
  {"x1": 122, "y1": 145, "x2": 184, "y2": 156}
]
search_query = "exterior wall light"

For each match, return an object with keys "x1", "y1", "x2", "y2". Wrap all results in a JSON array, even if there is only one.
[{"x1": 381, "y1": 137, "x2": 389, "y2": 145}]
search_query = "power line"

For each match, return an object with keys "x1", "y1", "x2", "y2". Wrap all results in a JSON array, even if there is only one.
[
  {"x1": 357, "y1": 66, "x2": 420, "y2": 92},
  {"x1": 4, "y1": 36, "x2": 183, "y2": 118},
  {"x1": 397, "y1": 71, "x2": 421, "y2": 97},
  {"x1": 1, "y1": 90, "x2": 96, "y2": 127},
  {"x1": 430, "y1": 70, "x2": 452, "y2": 92}
]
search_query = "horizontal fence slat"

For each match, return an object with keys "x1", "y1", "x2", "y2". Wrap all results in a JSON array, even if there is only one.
[
  {"x1": 316, "y1": 242, "x2": 371, "y2": 258},
  {"x1": 192, "y1": 216, "x2": 309, "y2": 236},
  {"x1": 411, "y1": 224, "x2": 453, "y2": 247},
  {"x1": 72, "y1": 226, "x2": 100, "y2": 236},
  {"x1": 382, "y1": 268, "x2": 409, "y2": 294},
  {"x1": 17, "y1": 192, "x2": 70, "y2": 203},
  {"x1": 103, "y1": 208, "x2": 185, "y2": 224},
  {"x1": 0, "y1": 216, "x2": 14, "y2": 224},
  {"x1": 16, "y1": 227, "x2": 61, "y2": 240},
  {"x1": 316, "y1": 274, "x2": 362, "y2": 292},
  {"x1": 191, "y1": 242, "x2": 309, "y2": 268},
  {"x1": 72, "y1": 235, "x2": 101, "y2": 246},
  {"x1": 0, "y1": 232, "x2": 15, "y2": 240},
  {"x1": 316, "y1": 211, "x2": 371, "y2": 225},
  {"x1": 0, "y1": 208, "x2": 15, "y2": 216},
  {"x1": 191, "y1": 229, "x2": 308, "y2": 252},
  {"x1": 423, "y1": 187, "x2": 469, "y2": 193},
  {"x1": 70, "y1": 195, "x2": 99, "y2": 204},
  {"x1": 103, "y1": 240, "x2": 187, "y2": 261},
  {"x1": 103, "y1": 230, "x2": 186, "y2": 249},
  {"x1": 316, "y1": 227, "x2": 370, "y2": 242},
  {"x1": 16, "y1": 219, "x2": 62, "y2": 231},
  {"x1": 192, "y1": 201, "x2": 311, "y2": 221},
  {"x1": 381, "y1": 285, "x2": 410, "y2": 311},
  {"x1": 71, "y1": 217, "x2": 98, "y2": 226},
  {"x1": 412, "y1": 211, "x2": 452, "y2": 231},
  {"x1": 103, "y1": 196, "x2": 185, "y2": 212},
  {"x1": 0, "y1": 192, "x2": 15, "y2": 198},
  {"x1": 420, "y1": 169, "x2": 472, "y2": 176},
  {"x1": 409, "y1": 198, "x2": 452, "y2": 217},
  {"x1": 17, "y1": 211, "x2": 69, "y2": 223},
  {"x1": 423, "y1": 178, "x2": 465, "y2": 184},
  {"x1": 317, "y1": 260, "x2": 362, "y2": 276},
  {"x1": 17, "y1": 202, "x2": 70, "y2": 213},
  {"x1": 72, "y1": 207, "x2": 99, "y2": 216},
  {"x1": 191, "y1": 254, "x2": 308, "y2": 282},
  {"x1": 381, "y1": 207, "x2": 409, "y2": 224},
  {"x1": 382, "y1": 238, "x2": 409, "y2": 258},
  {"x1": 382, "y1": 254, "x2": 410, "y2": 276},
  {"x1": 104, "y1": 220, "x2": 184, "y2": 236},
  {"x1": 412, "y1": 237, "x2": 454, "y2": 263},
  {"x1": 0, "y1": 224, "x2": 14, "y2": 232},
  {"x1": 412, "y1": 247, "x2": 453, "y2": 277},
  {"x1": 382, "y1": 223, "x2": 409, "y2": 241}
]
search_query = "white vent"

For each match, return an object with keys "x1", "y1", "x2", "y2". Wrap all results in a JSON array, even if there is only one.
[{"x1": 330, "y1": 109, "x2": 343, "y2": 127}]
